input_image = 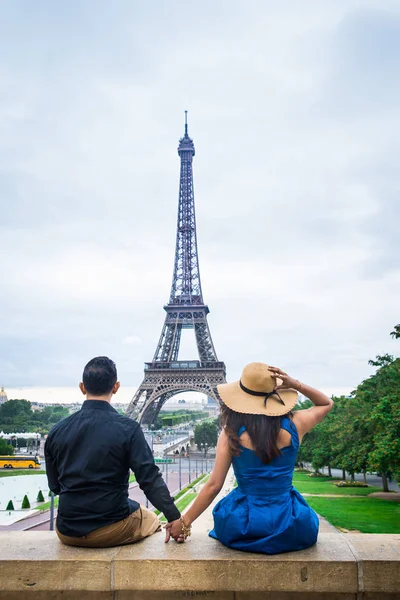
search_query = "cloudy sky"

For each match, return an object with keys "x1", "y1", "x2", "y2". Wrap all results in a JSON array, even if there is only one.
[{"x1": 1, "y1": 1, "x2": 399, "y2": 399}]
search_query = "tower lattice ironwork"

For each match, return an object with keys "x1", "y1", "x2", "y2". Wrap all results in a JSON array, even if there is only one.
[{"x1": 126, "y1": 113, "x2": 226, "y2": 424}]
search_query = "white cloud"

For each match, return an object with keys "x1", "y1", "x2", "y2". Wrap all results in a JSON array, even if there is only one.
[
  {"x1": 123, "y1": 336, "x2": 142, "y2": 346},
  {"x1": 0, "y1": 0, "x2": 399, "y2": 392}
]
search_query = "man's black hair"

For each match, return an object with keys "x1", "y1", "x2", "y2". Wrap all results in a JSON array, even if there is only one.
[{"x1": 82, "y1": 356, "x2": 118, "y2": 396}]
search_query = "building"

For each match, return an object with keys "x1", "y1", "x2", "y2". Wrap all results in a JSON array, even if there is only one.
[
  {"x1": 0, "y1": 386, "x2": 8, "y2": 405},
  {"x1": 30, "y1": 401, "x2": 128, "y2": 414},
  {"x1": 163, "y1": 398, "x2": 211, "y2": 412},
  {"x1": 203, "y1": 402, "x2": 220, "y2": 416}
]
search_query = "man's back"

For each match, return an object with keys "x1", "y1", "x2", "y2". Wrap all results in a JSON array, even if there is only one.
[{"x1": 45, "y1": 400, "x2": 179, "y2": 537}]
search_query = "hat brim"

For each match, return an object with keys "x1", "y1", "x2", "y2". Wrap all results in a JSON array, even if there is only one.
[{"x1": 217, "y1": 380, "x2": 298, "y2": 417}]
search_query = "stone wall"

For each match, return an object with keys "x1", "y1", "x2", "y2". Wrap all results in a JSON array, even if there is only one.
[{"x1": 0, "y1": 532, "x2": 399, "y2": 599}]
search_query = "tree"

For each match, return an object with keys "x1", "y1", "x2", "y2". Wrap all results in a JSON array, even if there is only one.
[
  {"x1": 37, "y1": 490, "x2": 45, "y2": 502},
  {"x1": 295, "y1": 397, "x2": 339, "y2": 476},
  {"x1": 0, "y1": 399, "x2": 69, "y2": 435},
  {"x1": 390, "y1": 324, "x2": 400, "y2": 339},
  {"x1": 329, "y1": 396, "x2": 373, "y2": 482},
  {"x1": 194, "y1": 421, "x2": 218, "y2": 456},
  {"x1": 0, "y1": 438, "x2": 13, "y2": 456},
  {"x1": 21, "y1": 495, "x2": 31, "y2": 509},
  {"x1": 368, "y1": 387, "x2": 400, "y2": 487},
  {"x1": 6, "y1": 500, "x2": 14, "y2": 511},
  {"x1": 351, "y1": 328, "x2": 400, "y2": 490},
  {"x1": 368, "y1": 354, "x2": 394, "y2": 368},
  {"x1": 359, "y1": 356, "x2": 400, "y2": 489},
  {"x1": 309, "y1": 418, "x2": 334, "y2": 475},
  {"x1": 294, "y1": 399, "x2": 315, "y2": 466},
  {"x1": 153, "y1": 415, "x2": 163, "y2": 430},
  {"x1": 291, "y1": 326, "x2": 399, "y2": 489},
  {"x1": 296, "y1": 426, "x2": 316, "y2": 467}
]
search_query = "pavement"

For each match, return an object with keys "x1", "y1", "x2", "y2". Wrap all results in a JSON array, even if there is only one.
[{"x1": 367, "y1": 492, "x2": 400, "y2": 502}]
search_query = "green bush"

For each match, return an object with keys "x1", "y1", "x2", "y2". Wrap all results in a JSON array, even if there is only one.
[
  {"x1": 6, "y1": 500, "x2": 14, "y2": 510},
  {"x1": 37, "y1": 490, "x2": 45, "y2": 502},
  {"x1": 0, "y1": 438, "x2": 13, "y2": 455},
  {"x1": 334, "y1": 480, "x2": 369, "y2": 488},
  {"x1": 21, "y1": 494, "x2": 31, "y2": 509}
]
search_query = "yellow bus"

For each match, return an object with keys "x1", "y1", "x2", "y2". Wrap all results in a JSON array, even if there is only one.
[{"x1": 0, "y1": 455, "x2": 41, "y2": 469}]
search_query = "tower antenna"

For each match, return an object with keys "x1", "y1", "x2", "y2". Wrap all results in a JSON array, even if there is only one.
[{"x1": 184, "y1": 110, "x2": 188, "y2": 136}]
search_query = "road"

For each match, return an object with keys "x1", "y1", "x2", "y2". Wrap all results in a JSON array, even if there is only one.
[{"x1": 326, "y1": 467, "x2": 399, "y2": 492}]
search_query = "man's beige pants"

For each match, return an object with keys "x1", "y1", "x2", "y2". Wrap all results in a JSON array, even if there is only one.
[{"x1": 56, "y1": 506, "x2": 161, "y2": 548}]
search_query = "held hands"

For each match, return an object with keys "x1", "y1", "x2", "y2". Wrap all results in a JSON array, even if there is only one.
[
  {"x1": 268, "y1": 366, "x2": 302, "y2": 392},
  {"x1": 164, "y1": 519, "x2": 184, "y2": 543},
  {"x1": 164, "y1": 516, "x2": 191, "y2": 544}
]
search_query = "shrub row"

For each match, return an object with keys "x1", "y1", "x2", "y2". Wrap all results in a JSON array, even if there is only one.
[
  {"x1": 161, "y1": 412, "x2": 205, "y2": 427},
  {"x1": 6, "y1": 490, "x2": 45, "y2": 511}
]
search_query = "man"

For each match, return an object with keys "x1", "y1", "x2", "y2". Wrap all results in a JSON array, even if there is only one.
[{"x1": 45, "y1": 356, "x2": 180, "y2": 547}]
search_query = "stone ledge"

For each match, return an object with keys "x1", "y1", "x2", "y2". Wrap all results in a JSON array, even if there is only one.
[
  {"x1": 0, "y1": 532, "x2": 398, "y2": 599},
  {"x1": 344, "y1": 534, "x2": 400, "y2": 595},
  {"x1": 114, "y1": 532, "x2": 356, "y2": 594}
]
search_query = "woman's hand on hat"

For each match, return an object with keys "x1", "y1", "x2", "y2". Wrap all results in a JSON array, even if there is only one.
[{"x1": 269, "y1": 366, "x2": 301, "y2": 392}]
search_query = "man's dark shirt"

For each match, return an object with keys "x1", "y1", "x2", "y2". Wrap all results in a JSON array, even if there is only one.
[{"x1": 45, "y1": 400, "x2": 180, "y2": 537}]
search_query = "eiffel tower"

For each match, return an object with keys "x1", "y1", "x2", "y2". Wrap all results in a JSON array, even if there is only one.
[{"x1": 126, "y1": 113, "x2": 226, "y2": 425}]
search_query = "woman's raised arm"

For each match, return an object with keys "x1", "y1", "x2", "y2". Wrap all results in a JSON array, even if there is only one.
[{"x1": 268, "y1": 366, "x2": 334, "y2": 442}]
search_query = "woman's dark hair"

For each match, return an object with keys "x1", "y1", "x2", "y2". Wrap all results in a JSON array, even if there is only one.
[
  {"x1": 82, "y1": 356, "x2": 117, "y2": 395},
  {"x1": 219, "y1": 403, "x2": 291, "y2": 464}
]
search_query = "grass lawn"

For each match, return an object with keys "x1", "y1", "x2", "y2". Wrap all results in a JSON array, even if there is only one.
[
  {"x1": 35, "y1": 497, "x2": 59, "y2": 511},
  {"x1": 190, "y1": 473, "x2": 209, "y2": 486},
  {"x1": 306, "y1": 496, "x2": 400, "y2": 534},
  {"x1": 160, "y1": 492, "x2": 197, "y2": 522},
  {"x1": 176, "y1": 492, "x2": 197, "y2": 512},
  {"x1": 294, "y1": 481, "x2": 382, "y2": 496},
  {"x1": 293, "y1": 472, "x2": 337, "y2": 481},
  {"x1": 129, "y1": 473, "x2": 136, "y2": 483},
  {"x1": 292, "y1": 473, "x2": 382, "y2": 495},
  {"x1": 0, "y1": 470, "x2": 46, "y2": 478},
  {"x1": 156, "y1": 474, "x2": 209, "y2": 517}
]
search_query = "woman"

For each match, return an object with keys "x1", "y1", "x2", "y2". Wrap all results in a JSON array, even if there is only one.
[{"x1": 165, "y1": 362, "x2": 333, "y2": 554}]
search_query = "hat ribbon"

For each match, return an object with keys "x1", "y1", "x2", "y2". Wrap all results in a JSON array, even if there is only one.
[{"x1": 239, "y1": 380, "x2": 286, "y2": 407}]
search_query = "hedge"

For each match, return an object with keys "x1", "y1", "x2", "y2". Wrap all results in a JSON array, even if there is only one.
[{"x1": 21, "y1": 494, "x2": 31, "y2": 509}]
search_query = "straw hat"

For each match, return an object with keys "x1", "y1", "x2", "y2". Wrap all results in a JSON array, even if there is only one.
[{"x1": 217, "y1": 362, "x2": 298, "y2": 417}]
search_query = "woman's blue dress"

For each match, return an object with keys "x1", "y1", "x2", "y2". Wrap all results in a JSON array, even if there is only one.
[{"x1": 209, "y1": 416, "x2": 319, "y2": 554}]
